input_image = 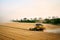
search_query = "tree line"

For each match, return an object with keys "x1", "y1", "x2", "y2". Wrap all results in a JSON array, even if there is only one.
[
  {"x1": 12, "y1": 17, "x2": 60, "y2": 25},
  {"x1": 43, "y1": 17, "x2": 60, "y2": 24},
  {"x1": 12, "y1": 18, "x2": 39, "y2": 23}
]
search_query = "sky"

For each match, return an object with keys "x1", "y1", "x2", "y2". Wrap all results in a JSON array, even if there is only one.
[{"x1": 0, "y1": 0, "x2": 60, "y2": 23}]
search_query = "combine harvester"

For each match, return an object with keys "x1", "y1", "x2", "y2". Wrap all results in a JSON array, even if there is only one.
[{"x1": 29, "y1": 23, "x2": 45, "y2": 31}]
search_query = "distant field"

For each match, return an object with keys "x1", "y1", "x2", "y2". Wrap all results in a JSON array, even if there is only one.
[
  {"x1": 1, "y1": 22, "x2": 60, "y2": 29},
  {"x1": 0, "y1": 22, "x2": 60, "y2": 40}
]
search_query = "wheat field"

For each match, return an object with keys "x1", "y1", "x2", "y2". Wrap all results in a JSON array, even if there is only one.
[{"x1": 0, "y1": 22, "x2": 60, "y2": 40}]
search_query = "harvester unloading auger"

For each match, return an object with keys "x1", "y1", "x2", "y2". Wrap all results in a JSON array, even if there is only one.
[{"x1": 29, "y1": 23, "x2": 45, "y2": 31}]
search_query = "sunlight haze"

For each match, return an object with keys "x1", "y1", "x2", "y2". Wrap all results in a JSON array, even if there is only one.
[{"x1": 0, "y1": 0, "x2": 60, "y2": 23}]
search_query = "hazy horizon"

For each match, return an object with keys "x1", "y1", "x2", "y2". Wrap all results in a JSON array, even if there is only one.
[{"x1": 0, "y1": 0, "x2": 60, "y2": 23}]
